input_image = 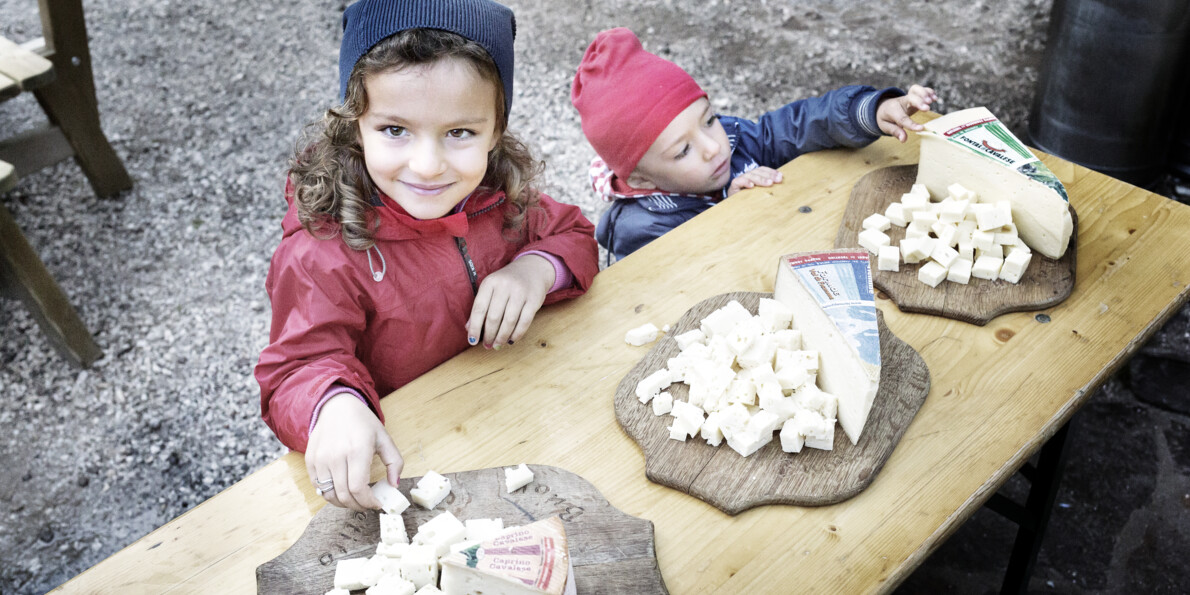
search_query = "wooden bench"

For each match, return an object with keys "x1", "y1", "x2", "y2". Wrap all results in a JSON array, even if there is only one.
[{"x1": 0, "y1": 0, "x2": 127, "y2": 367}]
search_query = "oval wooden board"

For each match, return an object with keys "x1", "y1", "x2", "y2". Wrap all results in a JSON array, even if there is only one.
[
  {"x1": 834, "y1": 164, "x2": 1077, "y2": 326},
  {"x1": 256, "y1": 465, "x2": 667, "y2": 594},
  {"x1": 614, "y1": 292, "x2": 931, "y2": 515}
]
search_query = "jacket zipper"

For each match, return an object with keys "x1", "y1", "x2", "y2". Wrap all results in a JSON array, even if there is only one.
[{"x1": 454, "y1": 237, "x2": 479, "y2": 295}]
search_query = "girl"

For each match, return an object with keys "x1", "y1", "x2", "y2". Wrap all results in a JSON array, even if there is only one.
[{"x1": 255, "y1": 0, "x2": 599, "y2": 512}]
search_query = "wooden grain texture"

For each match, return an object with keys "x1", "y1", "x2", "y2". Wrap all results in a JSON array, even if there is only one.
[
  {"x1": 53, "y1": 114, "x2": 1190, "y2": 595},
  {"x1": 835, "y1": 165, "x2": 1077, "y2": 325},
  {"x1": 0, "y1": 36, "x2": 54, "y2": 91},
  {"x1": 256, "y1": 466, "x2": 666, "y2": 595},
  {"x1": 614, "y1": 292, "x2": 930, "y2": 514}
]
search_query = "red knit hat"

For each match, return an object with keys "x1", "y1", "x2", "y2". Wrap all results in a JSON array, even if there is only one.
[{"x1": 571, "y1": 28, "x2": 707, "y2": 179}]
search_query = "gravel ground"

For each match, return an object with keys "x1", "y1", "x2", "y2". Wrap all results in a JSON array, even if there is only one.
[{"x1": 1, "y1": 1, "x2": 1186, "y2": 594}]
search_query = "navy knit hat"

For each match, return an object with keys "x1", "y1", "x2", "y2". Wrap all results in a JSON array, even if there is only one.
[{"x1": 339, "y1": 0, "x2": 517, "y2": 117}]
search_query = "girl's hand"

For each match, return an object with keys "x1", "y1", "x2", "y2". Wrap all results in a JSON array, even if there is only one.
[
  {"x1": 305, "y1": 394, "x2": 403, "y2": 512},
  {"x1": 466, "y1": 254, "x2": 554, "y2": 349},
  {"x1": 876, "y1": 84, "x2": 938, "y2": 142},
  {"x1": 727, "y1": 166, "x2": 783, "y2": 197}
]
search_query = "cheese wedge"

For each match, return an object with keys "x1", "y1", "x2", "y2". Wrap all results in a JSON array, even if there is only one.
[
  {"x1": 773, "y1": 251, "x2": 881, "y2": 445},
  {"x1": 439, "y1": 516, "x2": 570, "y2": 595},
  {"x1": 916, "y1": 107, "x2": 1073, "y2": 259}
]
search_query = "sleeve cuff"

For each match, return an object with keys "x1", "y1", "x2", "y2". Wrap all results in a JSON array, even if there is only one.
[
  {"x1": 516, "y1": 250, "x2": 573, "y2": 293},
  {"x1": 309, "y1": 385, "x2": 368, "y2": 436},
  {"x1": 854, "y1": 86, "x2": 906, "y2": 138}
]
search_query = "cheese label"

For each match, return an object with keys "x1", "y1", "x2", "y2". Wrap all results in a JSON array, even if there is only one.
[
  {"x1": 783, "y1": 252, "x2": 880, "y2": 367},
  {"x1": 932, "y1": 110, "x2": 1069, "y2": 203},
  {"x1": 441, "y1": 517, "x2": 568, "y2": 593}
]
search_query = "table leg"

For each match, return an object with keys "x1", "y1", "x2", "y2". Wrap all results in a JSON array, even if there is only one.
[{"x1": 983, "y1": 420, "x2": 1072, "y2": 595}]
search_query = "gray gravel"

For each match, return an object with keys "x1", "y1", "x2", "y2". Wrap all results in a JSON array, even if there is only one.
[{"x1": 1, "y1": 1, "x2": 1186, "y2": 594}]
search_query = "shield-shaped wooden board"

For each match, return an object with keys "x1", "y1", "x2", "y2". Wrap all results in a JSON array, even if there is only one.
[
  {"x1": 835, "y1": 164, "x2": 1077, "y2": 326},
  {"x1": 614, "y1": 292, "x2": 930, "y2": 515},
  {"x1": 257, "y1": 465, "x2": 667, "y2": 594}
]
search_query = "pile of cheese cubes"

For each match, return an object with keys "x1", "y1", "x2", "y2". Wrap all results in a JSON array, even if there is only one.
[
  {"x1": 328, "y1": 465, "x2": 535, "y2": 595},
  {"x1": 634, "y1": 299, "x2": 839, "y2": 457},
  {"x1": 857, "y1": 183, "x2": 1033, "y2": 287}
]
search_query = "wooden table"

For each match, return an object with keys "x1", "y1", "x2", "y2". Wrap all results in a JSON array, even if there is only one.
[{"x1": 53, "y1": 116, "x2": 1190, "y2": 594}]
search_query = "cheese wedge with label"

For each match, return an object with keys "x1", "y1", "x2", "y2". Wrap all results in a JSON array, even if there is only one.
[
  {"x1": 774, "y1": 251, "x2": 881, "y2": 445},
  {"x1": 915, "y1": 107, "x2": 1073, "y2": 259},
  {"x1": 439, "y1": 516, "x2": 571, "y2": 595}
]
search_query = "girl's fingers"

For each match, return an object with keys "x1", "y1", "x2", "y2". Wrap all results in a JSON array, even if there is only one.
[
  {"x1": 466, "y1": 285, "x2": 493, "y2": 345},
  {"x1": 376, "y1": 433, "x2": 404, "y2": 488},
  {"x1": 510, "y1": 302, "x2": 538, "y2": 345},
  {"x1": 348, "y1": 446, "x2": 380, "y2": 510},
  {"x1": 493, "y1": 295, "x2": 524, "y2": 347},
  {"x1": 482, "y1": 290, "x2": 511, "y2": 347}
]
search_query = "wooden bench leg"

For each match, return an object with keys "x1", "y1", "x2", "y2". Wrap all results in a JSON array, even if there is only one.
[
  {"x1": 1, "y1": 203, "x2": 102, "y2": 367},
  {"x1": 33, "y1": 0, "x2": 132, "y2": 198}
]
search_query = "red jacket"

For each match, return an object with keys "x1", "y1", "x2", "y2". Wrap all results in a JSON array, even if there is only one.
[{"x1": 256, "y1": 185, "x2": 598, "y2": 451}]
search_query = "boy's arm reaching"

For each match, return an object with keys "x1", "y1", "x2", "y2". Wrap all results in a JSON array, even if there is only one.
[{"x1": 876, "y1": 84, "x2": 937, "y2": 142}]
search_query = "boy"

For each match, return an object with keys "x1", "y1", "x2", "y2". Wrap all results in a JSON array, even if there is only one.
[{"x1": 571, "y1": 27, "x2": 936, "y2": 261}]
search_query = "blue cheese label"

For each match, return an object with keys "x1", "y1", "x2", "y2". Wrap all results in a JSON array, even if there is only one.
[
  {"x1": 936, "y1": 112, "x2": 1069, "y2": 203},
  {"x1": 784, "y1": 251, "x2": 880, "y2": 367}
]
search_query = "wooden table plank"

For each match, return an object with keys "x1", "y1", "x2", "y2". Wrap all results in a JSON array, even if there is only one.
[
  {"x1": 52, "y1": 114, "x2": 1190, "y2": 594},
  {"x1": 0, "y1": 36, "x2": 54, "y2": 91}
]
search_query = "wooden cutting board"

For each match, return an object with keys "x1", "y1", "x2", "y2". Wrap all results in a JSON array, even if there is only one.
[
  {"x1": 835, "y1": 164, "x2": 1077, "y2": 326},
  {"x1": 614, "y1": 292, "x2": 930, "y2": 515},
  {"x1": 257, "y1": 465, "x2": 667, "y2": 594}
]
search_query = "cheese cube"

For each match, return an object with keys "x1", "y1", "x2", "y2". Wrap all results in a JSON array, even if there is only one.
[
  {"x1": 380, "y1": 513, "x2": 409, "y2": 546},
  {"x1": 971, "y1": 228, "x2": 997, "y2": 251},
  {"x1": 503, "y1": 464, "x2": 534, "y2": 493},
  {"x1": 917, "y1": 260, "x2": 948, "y2": 288},
  {"x1": 398, "y1": 545, "x2": 439, "y2": 589},
  {"x1": 792, "y1": 409, "x2": 835, "y2": 451},
  {"x1": 938, "y1": 198, "x2": 969, "y2": 224},
  {"x1": 776, "y1": 349, "x2": 818, "y2": 373},
  {"x1": 746, "y1": 409, "x2": 782, "y2": 436},
  {"x1": 877, "y1": 246, "x2": 900, "y2": 272},
  {"x1": 946, "y1": 183, "x2": 976, "y2": 202},
  {"x1": 725, "y1": 316, "x2": 764, "y2": 356},
  {"x1": 794, "y1": 384, "x2": 839, "y2": 419},
  {"x1": 862, "y1": 213, "x2": 891, "y2": 231},
  {"x1": 686, "y1": 364, "x2": 734, "y2": 409},
  {"x1": 758, "y1": 389, "x2": 799, "y2": 422},
  {"x1": 901, "y1": 191, "x2": 929, "y2": 214},
  {"x1": 994, "y1": 222, "x2": 1020, "y2": 245},
  {"x1": 775, "y1": 363, "x2": 811, "y2": 391},
  {"x1": 772, "y1": 328, "x2": 802, "y2": 351},
  {"x1": 464, "y1": 518, "x2": 504, "y2": 542},
  {"x1": 1006, "y1": 243, "x2": 1032, "y2": 257},
  {"x1": 673, "y1": 329, "x2": 706, "y2": 350},
  {"x1": 376, "y1": 542, "x2": 409, "y2": 558},
  {"x1": 956, "y1": 220, "x2": 977, "y2": 245},
  {"x1": 999, "y1": 249, "x2": 1032, "y2": 283},
  {"x1": 932, "y1": 222, "x2": 959, "y2": 248},
  {"x1": 957, "y1": 241, "x2": 974, "y2": 261},
  {"x1": 857, "y1": 227, "x2": 890, "y2": 254},
  {"x1": 779, "y1": 420, "x2": 806, "y2": 453},
  {"x1": 414, "y1": 586, "x2": 444, "y2": 595},
  {"x1": 736, "y1": 333, "x2": 777, "y2": 369},
  {"x1": 700, "y1": 411, "x2": 725, "y2": 446},
  {"x1": 910, "y1": 209, "x2": 938, "y2": 226},
  {"x1": 635, "y1": 368, "x2": 673, "y2": 404},
  {"x1": 410, "y1": 471, "x2": 451, "y2": 510},
  {"x1": 978, "y1": 244, "x2": 1004, "y2": 259},
  {"x1": 904, "y1": 221, "x2": 930, "y2": 239},
  {"x1": 974, "y1": 201, "x2": 1013, "y2": 231},
  {"x1": 335, "y1": 557, "x2": 377, "y2": 590},
  {"x1": 372, "y1": 482, "x2": 411, "y2": 517},
  {"x1": 725, "y1": 377, "x2": 757, "y2": 407},
  {"x1": 900, "y1": 237, "x2": 926, "y2": 263},
  {"x1": 758, "y1": 298, "x2": 794, "y2": 332},
  {"x1": 624, "y1": 322, "x2": 660, "y2": 346},
  {"x1": 884, "y1": 201, "x2": 908, "y2": 226},
  {"x1": 737, "y1": 362, "x2": 779, "y2": 387},
  {"x1": 669, "y1": 400, "x2": 705, "y2": 438},
  {"x1": 717, "y1": 403, "x2": 752, "y2": 434},
  {"x1": 946, "y1": 258, "x2": 973, "y2": 284},
  {"x1": 651, "y1": 390, "x2": 674, "y2": 415},
  {"x1": 326, "y1": 589, "x2": 353, "y2": 595},
  {"x1": 726, "y1": 427, "x2": 772, "y2": 457},
  {"x1": 414, "y1": 511, "x2": 467, "y2": 557},
  {"x1": 706, "y1": 335, "x2": 735, "y2": 367},
  {"x1": 931, "y1": 243, "x2": 960, "y2": 269},
  {"x1": 365, "y1": 571, "x2": 416, "y2": 595},
  {"x1": 699, "y1": 300, "x2": 752, "y2": 338},
  {"x1": 971, "y1": 255, "x2": 1004, "y2": 280}
]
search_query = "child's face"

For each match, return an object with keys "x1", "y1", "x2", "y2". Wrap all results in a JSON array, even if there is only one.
[
  {"x1": 357, "y1": 57, "x2": 499, "y2": 219},
  {"x1": 627, "y1": 98, "x2": 731, "y2": 195}
]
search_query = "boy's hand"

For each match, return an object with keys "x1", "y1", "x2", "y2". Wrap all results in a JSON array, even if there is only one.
[
  {"x1": 876, "y1": 85, "x2": 938, "y2": 142},
  {"x1": 305, "y1": 394, "x2": 403, "y2": 512},
  {"x1": 467, "y1": 254, "x2": 554, "y2": 349},
  {"x1": 727, "y1": 166, "x2": 783, "y2": 197}
]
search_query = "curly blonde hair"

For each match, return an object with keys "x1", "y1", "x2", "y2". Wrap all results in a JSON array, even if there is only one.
[{"x1": 290, "y1": 28, "x2": 542, "y2": 251}]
